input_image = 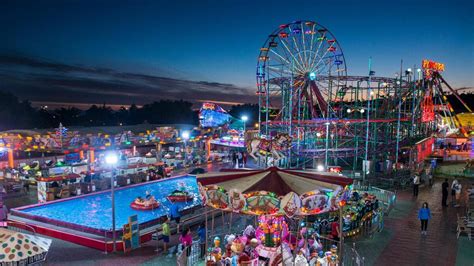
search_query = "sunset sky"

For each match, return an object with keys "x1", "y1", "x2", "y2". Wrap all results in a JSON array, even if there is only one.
[{"x1": 1, "y1": 0, "x2": 473, "y2": 108}]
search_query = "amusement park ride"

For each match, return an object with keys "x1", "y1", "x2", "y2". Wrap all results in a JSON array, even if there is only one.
[{"x1": 253, "y1": 20, "x2": 472, "y2": 173}]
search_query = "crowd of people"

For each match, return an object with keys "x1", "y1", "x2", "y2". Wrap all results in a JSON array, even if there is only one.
[
  {"x1": 441, "y1": 178, "x2": 464, "y2": 207},
  {"x1": 231, "y1": 151, "x2": 247, "y2": 168}
]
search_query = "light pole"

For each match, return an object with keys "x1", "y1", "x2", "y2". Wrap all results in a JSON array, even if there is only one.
[
  {"x1": 363, "y1": 58, "x2": 374, "y2": 183},
  {"x1": 324, "y1": 122, "x2": 330, "y2": 170},
  {"x1": 241, "y1": 116, "x2": 248, "y2": 167},
  {"x1": 105, "y1": 152, "x2": 118, "y2": 252},
  {"x1": 181, "y1": 131, "x2": 190, "y2": 167},
  {"x1": 241, "y1": 115, "x2": 248, "y2": 134},
  {"x1": 417, "y1": 68, "x2": 422, "y2": 82}
]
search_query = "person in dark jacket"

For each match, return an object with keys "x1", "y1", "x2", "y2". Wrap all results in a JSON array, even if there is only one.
[
  {"x1": 197, "y1": 223, "x2": 206, "y2": 259},
  {"x1": 418, "y1": 202, "x2": 431, "y2": 235},
  {"x1": 441, "y1": 179, "x2": 449, "y2": 207}
]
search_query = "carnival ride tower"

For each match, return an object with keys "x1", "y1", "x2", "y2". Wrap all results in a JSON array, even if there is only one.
[
  {"x1": 256, "y1": 20, "x2": 348, "y2": 167},
  {"x1": 255, "y1": 20, "x2": 467, "y2": 174}
]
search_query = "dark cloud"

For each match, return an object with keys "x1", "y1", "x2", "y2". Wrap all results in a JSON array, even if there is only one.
[{"x1": 0, "y1": 54, "x2": 256, "y2": 108}]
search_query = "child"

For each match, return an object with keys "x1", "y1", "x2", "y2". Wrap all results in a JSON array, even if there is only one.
[
  {"x1": 179, "y1": 227, "x2": 193, "y2": 258},
  {"x1": 160, "y1": 216, "x2": 170, "y2": 252}
]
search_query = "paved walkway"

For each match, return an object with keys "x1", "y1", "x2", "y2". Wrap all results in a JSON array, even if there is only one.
[{"x1": 354, "y1": 178, "x2": 474, "y2": 266}]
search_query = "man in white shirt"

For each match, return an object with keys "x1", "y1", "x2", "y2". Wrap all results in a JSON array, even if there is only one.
[
  {"x1": 413, "y1": 174, "x2": 420, "y2": 197},
  {"x1": 454, "y1": 182, "x2": 462, "y2": 207}
]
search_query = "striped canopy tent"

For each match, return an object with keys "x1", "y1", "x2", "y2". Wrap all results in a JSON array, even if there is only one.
[
  {"x1": 197, "y1": 167, "x2": 353, "y2": 217},
  {"x1": 0, "y1": 228, "x2": 52, "y2": 265}
]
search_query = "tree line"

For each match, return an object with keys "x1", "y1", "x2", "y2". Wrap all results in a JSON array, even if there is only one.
[
  {"x1": 1, "y1": 90, "x2": 470, "y2": 131},
  {"x1": 0, "y1": 91, "x2": 259, "y2": 131}
]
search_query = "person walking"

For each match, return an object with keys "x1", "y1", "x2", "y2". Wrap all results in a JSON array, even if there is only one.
[
  {"x1": 426, "y1": 168, "x2": 433, "y2": 187},
  {"x1": 413, "y1": 173, "x2": 420, "y2": 197},
  {"x1": 451, "y1": 179, "x2": 459, "y2": 206},
  {"x1": 197, "y1": 223, "x2": 206, "y2": 259},
  {"x1": 454, "y1": 182, "x2": 462, "y2": 208},
  {"x1": 442, "y1": 179, "x2": 449, "y2": 207},
  {"x1": 418, "y1": 202, "x2": 431, "y2": 235},
  {"x1": 232, "y1": 152, "x2": 237, "y2": 168},
  {"x1": 237, "y1": 152, "x2": 243, "y2": 168},
  {"x1": 170, "y1": 202, "x2": 181, "y2": 233}
]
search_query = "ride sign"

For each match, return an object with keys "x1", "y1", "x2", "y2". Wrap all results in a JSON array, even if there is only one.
[{"x1": 422, "y1": 59, "x2": 445, "y2": 72}]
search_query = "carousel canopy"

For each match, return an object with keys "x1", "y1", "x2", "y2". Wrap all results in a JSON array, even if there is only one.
[
  {"x1": 197, "y1": 167, "x2": 353, "y2": 217},
  {"x1": 197, "y1": 167, "x2": 352, "y2": 196}
]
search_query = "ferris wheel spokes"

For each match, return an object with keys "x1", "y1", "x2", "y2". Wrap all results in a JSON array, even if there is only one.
[{"x1": 257, "y1": 20, "x2": 347, "y2": 124}]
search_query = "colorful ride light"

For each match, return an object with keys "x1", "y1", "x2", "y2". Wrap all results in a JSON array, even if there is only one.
[
  {"x1": 269, "y1": 42, "x2": 278, "y2": 47},
  {"x1": 260, "y1": 47, "x2": 269, "y2": 52},
  {"x1": 335, "y1": 60, "x2": 343, "y2": 65},
  {"x1": 259, "y1": 56, "x2": 269, "y2": 61},
  {"x1": 305, "y1": 21, "x2": 315, "y2": 26},
  {"x1": 327, "y1": 39, "x2": 335, "y2": 44},
  {"x1": 279, "y1": 24, "x2": 288, "y2": 29},
  {"x1": 317, "y1": 36, "x2": 325, "y2": 41},
  {"x1": 304, "y1": 30, "x2": 315, "y2": 35},
  {"x1": 292, "y1": 28, "x2": 301, "y2": 34},
  {"x1": 279, "y1": 32, "x2": 288, "y2": 38},
  {"x1": 327, "y1": 46, "x2": 336, "y2": 52}
]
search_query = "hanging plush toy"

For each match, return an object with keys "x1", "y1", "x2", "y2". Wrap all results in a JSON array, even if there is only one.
[
  {"x1": 224, "y1": 234, "x2": 236, "y2": 258},
  {"x1": 211, "y1": 237, "x2": 222, "y2": 262},
  {"x1": 261, "y1": 222, "x2": 275, "y2": 247},
  {"x1": 206, "y1": 247, "x2": 217, "y2": 266},
  {"x1": 243, "y1": 238, "x2": 259, "y2": 260},
  {"x1": 294, "y1": 250, "x2": 309, "y2": 266},
  {"x1": 230, "y1": 238, "x2": 245, "y2": 266},
  {"x1": 329, "y1": 245, "x2": 339, "y2": 266}
]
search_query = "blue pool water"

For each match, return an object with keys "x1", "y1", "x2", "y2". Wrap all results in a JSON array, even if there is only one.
[{"x1": 18, "y1": 175, "x2": 200, "y2": 230}]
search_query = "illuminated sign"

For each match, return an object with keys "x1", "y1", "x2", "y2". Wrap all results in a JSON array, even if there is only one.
[
  {"x1": 422, "y1": 59, "x2": 445, "y2": 72},
  {"x1": 202, "y1": 102, "x2": 216, "y2": 110}
]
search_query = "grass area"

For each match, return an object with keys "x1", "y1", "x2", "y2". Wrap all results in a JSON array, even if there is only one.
[
  {"x1": 456, "y1": 236, "x2": 474, "y2": 266},
  {"x1": 435, "y1": 163, "x2": 474, "y2": 178},
  {"x1": 348, "y1": 228, "x2": 394, "y2": 266}
]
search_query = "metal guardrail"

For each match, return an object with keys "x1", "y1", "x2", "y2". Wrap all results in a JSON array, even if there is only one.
[
  {"x1": 342, "y1": 242, "x2": 365, "y2": 266},
  {"x1": 6, "y1": 221, "x2": 36, "y2": 235},
  {"x1": 177, "y1": 239, "x2": 201, "y2": 266},
  {"x1": 353, "y1": 184, "x2": 397, "y2": 215}
]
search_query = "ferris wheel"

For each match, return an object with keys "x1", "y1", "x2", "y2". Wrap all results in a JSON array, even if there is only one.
[{"x1": 256, "y1": 20, "x2": 347, "y2": 126}]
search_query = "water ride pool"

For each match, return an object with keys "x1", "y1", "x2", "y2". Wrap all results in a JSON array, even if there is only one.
[{"x1": 12, "y1": 175, "x2": 200, "y2": 235}]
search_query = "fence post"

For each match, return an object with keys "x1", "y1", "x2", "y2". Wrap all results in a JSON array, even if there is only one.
[{"x1": 103, "y1": 229, "x2": 108, "y2": 254}]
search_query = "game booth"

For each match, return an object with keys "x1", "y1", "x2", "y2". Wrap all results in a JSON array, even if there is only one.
[{"x1": 197, "y1": 167, "x2": 359, "y2": 266}]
